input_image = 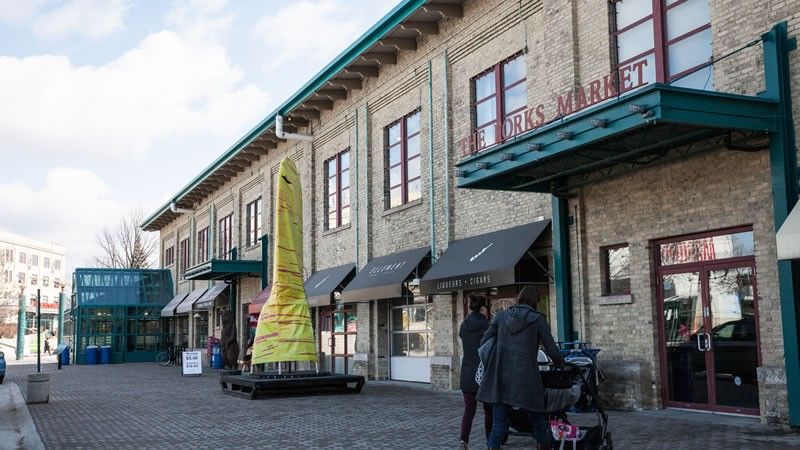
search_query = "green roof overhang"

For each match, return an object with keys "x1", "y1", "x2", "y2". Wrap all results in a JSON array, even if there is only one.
[
  {"x1": 455, "y1": 84, "x2": 779, "y2": 193},
  {"x1": 184, "y1": 259, "x2": 262, "y2": 281},
  {"x1": 141, "y1": 0, "x2": 430, "y2": 231}
]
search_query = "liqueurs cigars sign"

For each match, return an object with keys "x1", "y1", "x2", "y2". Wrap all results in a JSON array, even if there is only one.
[{"x1": 459, "y1": 60, "x2": 649, "y2": 156}]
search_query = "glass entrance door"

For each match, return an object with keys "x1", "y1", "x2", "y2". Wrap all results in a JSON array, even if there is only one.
[
  {"x1": 659, "y1": 265, "x2": 759, "y2": 414},
  {"x1": 318, "y1": 307, "x2": 357, "y2": 374}
]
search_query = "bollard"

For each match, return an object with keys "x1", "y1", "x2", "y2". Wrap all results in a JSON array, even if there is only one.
[{"x1": 26, "y1": 373, "x2": 50, "y2": 404}]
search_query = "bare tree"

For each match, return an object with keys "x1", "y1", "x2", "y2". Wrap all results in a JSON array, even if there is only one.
[
  {"x1": 95, "y1": 209, "x2": 159, "y2": 269},
  {"x1": 0, "y1": 248, "x2": 19, "y2": 337}
]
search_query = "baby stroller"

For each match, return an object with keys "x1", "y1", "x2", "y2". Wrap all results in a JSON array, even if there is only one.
[{"x1": 506, "y1": 350, "x2": 612, "y2": 449}]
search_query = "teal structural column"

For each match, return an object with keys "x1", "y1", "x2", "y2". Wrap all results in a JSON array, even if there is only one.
[
  {"x1": 230, "y1": 247, "x2": 238, "y2": 313},
  {"x1": 16, "y1": 290, "x2": 25, "y2": 360},
  {"x1": 762, "y1": 21, "x2": 800, "y2": 426},
  {"x1": 442, "y1": 50, "x2": 451, "y2": 245},
  {"x1": 58, "y1": 290, "x2": 66, "y2": 344},
  {"x1": 552, "y1": 195, "x2": 573, "y2": 342},
  {"x1": 260, "y1": 234, "x2": 269, "y2": 289},
  {"x1": 427, "y1": 60, "x2": 436, "y2": 260}
]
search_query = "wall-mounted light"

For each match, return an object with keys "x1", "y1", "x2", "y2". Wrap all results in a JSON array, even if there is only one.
[
  {"x1": 628, "y1": 104, "x2": 647, "y2": 114},
  {"x1": 591, "y1": 118, "x2": 607, "y2": 128},
  {"x1": 500, "y1": 152, "x2": 515, "y2": 161},
  {"x1": 556, "y1": 131, "x2": 573, "y2": 140},
  {"x1": 527, "y1": 143, "x2": 543, "y2": 151},
  {"x1": 454, "y1": 169, "x2": 465, "y2": 178},
  {"x1": 474, "y1": 162, "x2": 490, "y2": 170}
]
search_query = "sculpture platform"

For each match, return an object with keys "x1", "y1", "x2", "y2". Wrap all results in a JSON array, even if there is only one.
[{"x1": 220, "y1": 370, "x2": 366, "y2": 399}]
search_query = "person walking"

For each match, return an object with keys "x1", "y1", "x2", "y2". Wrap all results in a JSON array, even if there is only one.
[
  {"x1": 477, "y1": 286, "x2": 565, "y2": 450},
  {"x1": 43, "y1": 336, "x2": 51, "y2": 355},
  {"x1": 458, "y1": 295, "x2": 492, "y2": 449}
]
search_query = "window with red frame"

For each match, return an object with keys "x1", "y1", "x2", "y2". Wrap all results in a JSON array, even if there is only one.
[
  {"x1": 386, "y1": 110, "x2": 422, "y2": 209},
  {"x1": 197, "y1": 227, "x2": 209, "y2": 264},
  {"x1": 324, "y1": 150, "x2": 350, "y2": 229},
  {"x1": 613, "y1": 0, "x2": 713, "y2": 90},
  {"x1": 218, "y1": 214, "x2": 233, "y2": 260},
  {"x1": 179, "y1": 238, "x2": 190, "y2": 279},
  {"x1": 471, "y1": 53, "x2": 527, "y2": 151}
]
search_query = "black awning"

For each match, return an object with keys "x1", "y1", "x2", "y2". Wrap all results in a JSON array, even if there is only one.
[
  {"x1": 341, "y1": 247, "x2": 430, "y2": 303},
  {"x1": 305, "y1": 263, "x2": 356, "y2": 307},
  {"x1": 195, "y1": 283, "x2": 229, "y2": 310},
  {"x1": 175, "y1": 287, "x2": 208, "y2": 315},
  {"x1": 420, "y1": 220, "x2": 550, "y2": 294},
  {"x1": 160, "y1": 291, "x2": 189, "y2": 317}
]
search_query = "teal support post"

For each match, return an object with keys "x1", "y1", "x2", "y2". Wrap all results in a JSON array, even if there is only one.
[
  {"x1": 552, "y1": 195, "x2": 573, "y2": 342},
  {"x1": 58, "y1": 291, "x2": 66, "y2": 344},
  {"x1": 259, "y1": 235, "x2": 269, "y2": 290},
  {"x1": 762, "y1": 21, "x2": 800, "y2": 426},
  {"x1": 16, "y1": 290, "x2": 26, "y2": 360},
  {"x1": 230, "y1": 247, "x2": 238, "y2": 313}
]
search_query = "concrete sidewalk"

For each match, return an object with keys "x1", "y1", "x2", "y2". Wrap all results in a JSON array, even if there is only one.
[{"x1": 0, "y1": 382, "x2": 45, "y2": 450}]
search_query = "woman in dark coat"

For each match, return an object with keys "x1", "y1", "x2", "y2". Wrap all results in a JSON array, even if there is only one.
[
  {"x1": 477, "y1": 287, "x2": 564, "y2": 450},
  {"x1": 458, "y1": 295, "x2": 492, "y2": 448}
]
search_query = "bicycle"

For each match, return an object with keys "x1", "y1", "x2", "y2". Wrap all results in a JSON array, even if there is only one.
[{"x1": 156, "y1": 346, "x2": 180, "y2": 366}]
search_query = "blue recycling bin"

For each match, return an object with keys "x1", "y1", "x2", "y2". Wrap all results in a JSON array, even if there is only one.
[
  {"x1": 86, "y1": 345, "x2": 99, "y2": 365},
  {"x1": 211, "y1": 344, "x2": 223, "y2": 369},
  {"x1": 100, "y1": 346, "x2": 111, "y2": 364},
  {"x1": 59, "y1": 345, "x2": 70, "y2": 366}
]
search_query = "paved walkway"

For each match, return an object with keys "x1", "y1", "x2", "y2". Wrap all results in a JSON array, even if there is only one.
[{"x1": 4, "y1": 361, "x2": 800, "y2": 449}]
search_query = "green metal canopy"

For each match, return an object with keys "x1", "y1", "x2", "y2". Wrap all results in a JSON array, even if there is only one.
[
  {"x1": 184, "y1": 259, "x2": 262, "y2": 281},
  {"x1": 455, "y1": 84, "x2": 778, "y2": 194}
]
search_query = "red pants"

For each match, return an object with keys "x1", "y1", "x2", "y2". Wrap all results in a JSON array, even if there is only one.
[{"x1": 460, "y1": 391, "x2": 492, "y2": 443}]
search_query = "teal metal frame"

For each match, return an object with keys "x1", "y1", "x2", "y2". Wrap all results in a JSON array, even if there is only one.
[
  {"x1": 761, "y1": 22, "x2": 800, "y2": 426},
  {"x1": 552, "y1": 196, "x2": 573, "y2": 342}
]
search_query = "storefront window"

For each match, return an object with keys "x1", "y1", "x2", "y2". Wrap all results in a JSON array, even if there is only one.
[
  {"x1": 659, "y1": 230, "x2": 754, "y2": 266},
  {"x1": 613, "y1": 0, "x2": 713, "y2": 90},
  {"x1": 385, "y1": 111, "x2": 422, "y2": 209},
  {"x1": 390, "y1": 297, "x2": 433, "y2": 357},
  {"x1": 602, "y1": 244, "x2": 631, "y2": 295},
  {"x1": 471, "y1": 53, "x2": 527, "y2": 151},
  {"x1": 324, "y1": 150, "x2": 351, "y2": 229}
]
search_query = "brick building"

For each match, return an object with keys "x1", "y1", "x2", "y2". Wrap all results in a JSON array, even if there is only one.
[{"x1": 142, "y1": 0, "x2": 800, "y2": 425}]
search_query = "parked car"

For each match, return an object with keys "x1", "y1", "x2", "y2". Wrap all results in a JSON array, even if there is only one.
[{"x1": 0, "y1": 350, "x2": 6, "y2": 384}]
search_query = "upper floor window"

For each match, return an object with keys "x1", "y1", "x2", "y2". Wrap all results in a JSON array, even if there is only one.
[
  {"x1": 324, "y1": 150, "x2": 351, "y2": 229},
  {"x1": 30, "y1": 254, "x2": 38, "y2": 267},
  {"x1": 0, "y1": 249, "x2": 12, "y2": 262},
  {"x1": 31, "y1": 274, "x2": 38, "y2": 285},
  {"x1": 19, "y1": 252, "x2": 26, "y2": 264},
  {"x1": 245, "y1": 198, "x2": 263, "y2": 246},
  {"x1": 43, "y1": 257, "x2": 50, "y2": 269},
  {"x1": 54, "y1": 259, "x2": 61, "y2": 270},
  {"x1": 613, "y1": 0, "x2": 712, "y2": 90},
  {"x1": 179, "y1": 238, "x2": 190, "y2": 279},
  {"x1": 197, "y1": 227, "x2": 209, "y2": 264},
  {"x1": 386, "y1": 111, "x2": 422, "y2": 209},
  {"x1": 219, "y1": 214, "x2": 233, "y2": 260},
  {"x1": 43, "y1": 276, "x2": 50, "y2": 287},
  {"x1": 164, "y1": 246, "x2": 175, "y2": 267},
  {"x1": 602, "y1": 244, "x2": 631, "y2": 296},
  {"x1": 54, "y1": 277, "x2": 61, "y2": 288},
  {"x1": 18, "y1": 272, "x2": 25, "y2": 284},
  {"x1": 2, "y1": 270, "x2": 11, "y2": 283},
  {"x1": 471, "y1": 53, "x2": 527, "y2": 151}
]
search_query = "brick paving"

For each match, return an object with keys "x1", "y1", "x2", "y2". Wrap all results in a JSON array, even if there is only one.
[{"x1": 5, "y1": 361, "x2": 800, "y2": 449}]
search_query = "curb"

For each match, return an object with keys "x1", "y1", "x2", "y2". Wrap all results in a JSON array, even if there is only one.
[{"x1": 0, "y1": 382, "x2": 45, "y2": 450}]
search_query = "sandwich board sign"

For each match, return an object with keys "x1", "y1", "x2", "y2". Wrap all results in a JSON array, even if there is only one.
[{"x1": 182, "y1": 351, "x2": 203, "y2": 376}]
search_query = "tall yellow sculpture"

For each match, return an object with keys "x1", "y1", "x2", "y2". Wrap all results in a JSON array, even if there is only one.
[{"x1": 252, "y1": 158, "x2": 317, "y2": 364}]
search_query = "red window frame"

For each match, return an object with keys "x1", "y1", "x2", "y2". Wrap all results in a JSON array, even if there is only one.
[
  {"x1": 197, "y1": 227, "x2": 209, "y2": 264},
  {"x1": 179, "y1": 238, "x2": 190, "y2": 279},
  {"x1": 613, "y1": 0, "x2": 712, "y2": 84},
  {"x1": 470, "y1": 52, "x2": 527, "y2": 151},
  {"x1": 386, "y1": 110, "x2": 421, "y2": 209},
  {"x1": 218, "y1": 214, "x2": 233, "y2": 260},
  {"x1": 324, "y1": 150, "x2": 350, "y2": 229},
  {"x1": 245, "y1": 198, "x2": 262, "y2": 246}
]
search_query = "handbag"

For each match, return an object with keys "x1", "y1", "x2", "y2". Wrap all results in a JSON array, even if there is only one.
[{"x1": 474, "y1": 336, "x2": 495, "y2": 385}]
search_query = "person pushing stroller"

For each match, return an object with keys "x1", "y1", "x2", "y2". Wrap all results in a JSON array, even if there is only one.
[{"x1": 477, "y1": 286, "x2": 564, "y2": 450}]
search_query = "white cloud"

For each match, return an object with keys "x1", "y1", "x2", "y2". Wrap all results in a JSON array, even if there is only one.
[
  {"x1": 253, "y1": 0, "x2": 399, "y2": 71},
  {"x1": 165, "y1": 0, "x2": 233, "y2": 41},
  {"x1": 0, "y1": 168, "x2": 129, "y2": 271},
  {"x1": 32, "y1": 0, "x2": 131, "y2": 39},
  {"x1": 0, "y1": 29, "x2": 271, "y2": 159}
]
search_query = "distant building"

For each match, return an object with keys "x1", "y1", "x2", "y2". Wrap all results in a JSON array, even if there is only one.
[{"x1": 0, "y1": 230, "x2": 67, "y2": 335}]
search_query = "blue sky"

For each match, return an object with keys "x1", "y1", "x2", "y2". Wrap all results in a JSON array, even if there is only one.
[{"x1": 0, "y1": 0, "x2": 398, "y2": 271}]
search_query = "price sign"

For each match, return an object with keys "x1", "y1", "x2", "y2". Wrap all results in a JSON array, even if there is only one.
[{"x1": 182, "y1": 351, "x2": 203, "y2": 377}]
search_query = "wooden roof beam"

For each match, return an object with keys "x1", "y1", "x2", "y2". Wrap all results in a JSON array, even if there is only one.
[
  {"x1": 378, "y1": 38, "x2": 417, "y2": 51},
  {"x1": 344, "y1": 66, "x2": 379, "y2": 78},
  {"x1": 423, "y1": 3, "x2": 463, "y2": 18},
  {"x1": 315, "y1": 89, "x2": 348, "y2": 100},
  {"x1": 292, "y1": 109, "x2": 321, "y2": 120},
  {"x1": 302, "y1": 100, "x2": 334, "y2": 110},
  {"x1": 328, "y1": 78, "x2": 362, "y2": 90},
  {"x1": 400, "y1": 21, "x2": 439, "y2": 35},
  {"x1": 360, "y1": 52, "x2": 397, "y2": 65}
]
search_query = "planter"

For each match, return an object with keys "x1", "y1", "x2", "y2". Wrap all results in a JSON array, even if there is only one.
[{"x1": 26, "y1": 373, "x2": 50, "y2": 404}]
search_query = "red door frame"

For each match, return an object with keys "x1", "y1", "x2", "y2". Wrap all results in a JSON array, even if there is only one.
[{"x1": 654, "y1": 228, "x2": 761, "y2": 416}]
